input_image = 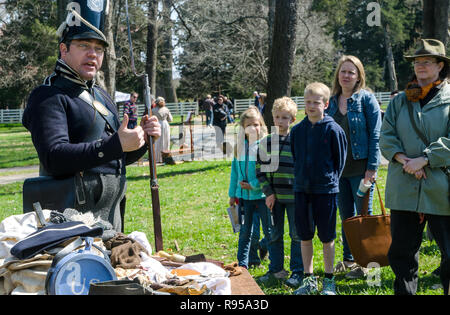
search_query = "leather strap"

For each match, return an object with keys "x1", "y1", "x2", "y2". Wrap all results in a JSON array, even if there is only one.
[
  {"x1": 406, "y1": 101, "x2": 430, "y2": 147},
  {"x1": 78, "y1": 89, "x2": 117, "y2": 133},
  {"x1": 360, "y1": 180, "x2": 385, "y2": 216}
]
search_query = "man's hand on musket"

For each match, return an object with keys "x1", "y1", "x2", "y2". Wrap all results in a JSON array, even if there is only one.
[{"x1": 140, "y1": 114, "x2": 161, "y2": 143}]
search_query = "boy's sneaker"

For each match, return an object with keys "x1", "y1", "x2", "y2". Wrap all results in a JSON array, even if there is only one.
[
  {"x1": 334, "y1": 261, "x2": 356, "y2": 273},
  {"x1": 321, "y1": 277, "x2": 337, "y2": 295},
  {"x1": 345, "y1": 265, "x2": 368, "y2": 279},
  {"x1": 285, "y1": 272, "x2": 303, "y2": 288},
  {"x1": 293, "y1": 275, "x2": 319, "y2": 295}
]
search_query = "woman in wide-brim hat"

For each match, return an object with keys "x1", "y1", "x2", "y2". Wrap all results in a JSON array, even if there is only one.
[{"x1": 380, "y1": 38, "x2": 450, "y2": 295}]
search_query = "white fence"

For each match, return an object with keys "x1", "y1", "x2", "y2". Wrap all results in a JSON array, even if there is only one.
[
  {"x1": 0, "y1": 109, "x2": 23, "y2": 124},
  {"x1": 234, "y1": 92, "x2": 392, "y2": 114},
  {"x1": 0, "y1": 102, "x2": 200, "y2": 124},
  {"x1": 117, "y1": 101, "x2": 199, "y2": 118},
  {"x1": 0, "y1": 92, "x2": 391, "y2": 124}
]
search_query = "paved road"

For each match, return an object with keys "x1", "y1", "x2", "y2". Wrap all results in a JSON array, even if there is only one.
[{"x1": 0, "y1": 166, "x2": 39, "y2": 185}]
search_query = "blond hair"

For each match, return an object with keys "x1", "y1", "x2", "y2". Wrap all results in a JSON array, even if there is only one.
[
  {"x1": 234, "y1": 106, "x2": 268, "y2": 158},
  {"x1": 155, "y1": 96, "x2": 166, "y2": 107},
  {"x1": 304, "y1": 82, "x2": 331, "y2": 103},
  {"x1": 331, "y1": 55, "x2": 366, "y2": 96},
  {"x1": 272, "y1": 97, "x2": 298, "y2": 120}
]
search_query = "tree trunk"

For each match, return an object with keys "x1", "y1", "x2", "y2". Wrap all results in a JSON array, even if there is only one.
[
  {"x1": 57, "y1": 0, "x2": 69, "y2": 24},
  {"x1": 102, "y1": 0, "x2": 117, "y2": 100},
  {"x1": 383, "y1": 24, "x2": 398, "y2": 92},
  {"x1": 264, "y1": 0, "x2": 299, "y2": 128},
  {"x1": 146, "y1": 0, "x2": 159, "y2": 98},
  {"x1": 160, "y1": 0, "x2": 178, "y2": 103},
  {"x1": 423, "y1": 0, "x2": 449, "y2": 45},
  {"x1": 267, "y1": 0, "x2": 276, "y2": 58}
]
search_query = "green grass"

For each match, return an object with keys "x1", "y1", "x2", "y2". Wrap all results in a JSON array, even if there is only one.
[
  {"x1": 0, "y1": 124, "x2": 39, "y2": 169},
  {"x1": 0, "y1": 160, "x2": 443, "y2": 295}
]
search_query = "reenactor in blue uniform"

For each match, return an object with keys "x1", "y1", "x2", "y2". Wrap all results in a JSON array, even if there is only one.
[{"x1": 22, "y1": 0, "x2": 161, "y2": 232}]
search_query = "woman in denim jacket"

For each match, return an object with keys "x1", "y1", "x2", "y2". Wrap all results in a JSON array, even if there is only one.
[{"x1": 325, "y1": 55, "x2": 382, "y2": 278}]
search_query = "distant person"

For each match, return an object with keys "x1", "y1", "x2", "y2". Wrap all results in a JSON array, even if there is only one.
[
  {"x1": 223, "y1": 96, "x2": 235, "y2": 123},
  {"x1": 152, "y1": 97, "x2": 173, "y2": 163},
  {"x1": 291, "y1": 82, "x2": 347, "y2": 295},
  {"x1": 258, "y1": 93, "x2": 267, "y2": 114},
  {"x1": 212, "y1": 95, "x2": 228, "y2": 151},
  {"x1": 253, "y1": 91, "x2": 260, "y2": 107},
  {"x1": 203, "y1": 94, "x2": 214, "y2": 127},
  {"x1": 123, "y1": 92, "x2": 139, "y2": 129}
]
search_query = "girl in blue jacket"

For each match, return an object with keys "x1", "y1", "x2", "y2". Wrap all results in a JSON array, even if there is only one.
[{"x1": 228, "y1": 107, "x2": 273, "y2": 269}]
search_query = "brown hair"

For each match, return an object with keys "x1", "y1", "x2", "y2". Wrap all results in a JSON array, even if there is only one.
[{"x1": 259, "y1": 93, "x2": 267, "y2": 105}]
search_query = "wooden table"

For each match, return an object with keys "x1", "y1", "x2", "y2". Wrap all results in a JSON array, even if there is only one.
[{"x1": 230, "y1": 268, "x2": 264, "y2": 295}]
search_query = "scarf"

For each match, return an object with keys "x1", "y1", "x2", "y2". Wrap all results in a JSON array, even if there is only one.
[
  {"x1": 43, "y1": 59, "x2": 94, "y2": 90},
  {"x1": 405, "y1": 79, "x2": 442, "y2": 102}
]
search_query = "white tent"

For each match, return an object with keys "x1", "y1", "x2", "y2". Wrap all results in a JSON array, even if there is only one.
[{"x1": 115, "y1": 91, "x2": 130, "y2": 103}]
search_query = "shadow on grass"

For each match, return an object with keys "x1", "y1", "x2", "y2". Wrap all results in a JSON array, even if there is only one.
[
  {"x1": 0, "y1": 155, "x2": 39, "y2": 168},
  {"x1": 127, "y1": 162, "x2": 229, "y2": 182}
]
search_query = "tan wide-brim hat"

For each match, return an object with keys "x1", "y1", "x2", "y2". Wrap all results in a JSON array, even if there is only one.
[{"x1": 405, "y1": 39, "x2": 450, "y2": 63}]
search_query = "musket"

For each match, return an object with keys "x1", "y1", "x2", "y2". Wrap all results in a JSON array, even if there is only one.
[{"x1": 125, "y1": 0, "x2": 163, "y2": 252}]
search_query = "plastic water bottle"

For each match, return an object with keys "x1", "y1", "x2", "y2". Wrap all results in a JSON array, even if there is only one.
[{"x1": 356, "y1": 179, "x2": 372, "y2": 197}]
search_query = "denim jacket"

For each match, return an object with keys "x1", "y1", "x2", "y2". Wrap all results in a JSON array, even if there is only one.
[{"x1": 326, "y1": 89, "x2": 381, "y2": 171}]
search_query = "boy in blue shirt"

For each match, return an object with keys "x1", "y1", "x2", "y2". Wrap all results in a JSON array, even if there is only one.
[{"x1": 291, "y1": 82, "x2": 347, "y2": 295}]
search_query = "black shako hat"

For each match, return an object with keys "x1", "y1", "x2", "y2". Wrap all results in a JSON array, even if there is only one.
[{"x1": 57, "y1": 0, "x2": 109, "y2": 46}]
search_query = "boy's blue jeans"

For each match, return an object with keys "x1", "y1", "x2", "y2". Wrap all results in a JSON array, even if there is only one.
[
  {"x1": 338, "y1": 174, "x2": 374, "y2": 262},
  {"x1": 237, "y1": 199, "x2": 273, "y2": 270},
  {"x1": 270, "y1": 201, "x2": 303, "y2": 273}
]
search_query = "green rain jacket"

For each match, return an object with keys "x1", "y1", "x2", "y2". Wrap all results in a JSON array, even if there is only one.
[{"x1": 380, "y1": 82, "x2": 450, "y2": 216}]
